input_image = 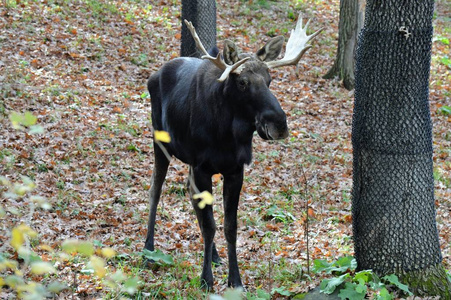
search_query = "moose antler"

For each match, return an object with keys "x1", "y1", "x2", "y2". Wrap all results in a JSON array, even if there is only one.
[
  {"x1": 184, "y1": 20, "x2": 250, "y2": 82},
  {"x1": 266, "y1": 14, "x2": 323, "y2": 69}
]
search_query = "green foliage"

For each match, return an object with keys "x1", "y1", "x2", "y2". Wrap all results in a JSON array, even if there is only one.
[
  {"x1": 436, "y1": 36, "x2": 450, "y2": 45},
  {"x1": 437, "y1": 105, "x2": 451, "y2": 115},
  {"x1": 264, "y1": 205, "x2": 296, "y2": 223},
  {"x1": 246, "y1": 288, "x2": 271, "y2": 300},
  {"x1": 271, "y1": 286, "x2": 293, "y2": 296},
  {"x1": 441, "y1": 56, "x2": 451, "y2": 68},
  {"x1": 142, "y1": 249, "x2": 174, "y2": 265},
  {"x1": 9, "y1": 111, "x2": 44, "y2": 134},
  {"x1": 313, "y1": 257, "x2": 413, "y2": 299},
  {"x1": 313, "y1": 256, "x2": 356, "y2": 274},
  {"x1": 210, "y1": 288, "x2": 244, "y2": 300}
]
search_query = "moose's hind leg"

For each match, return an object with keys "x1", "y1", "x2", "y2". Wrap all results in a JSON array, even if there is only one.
[
  {"x1": 189, "y1": 167, "x2": 216, "y2": 289},
  {"x1": 144, "y1": 142, "x2": 170, "y2": 257},
  {"x1": 187, "y1": 175, "x2": 221, "y2": 266}
]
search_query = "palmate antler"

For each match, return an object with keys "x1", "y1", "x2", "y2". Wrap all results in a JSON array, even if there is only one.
[
  {"x1": 184, "y1": 20, "x2": 250, "y2": 82},
  {"x1": 266, "y1": 14, "x2": 323, "y2": 69},
  {"x1": 184, "y1": 14, "x2": 322, "y2": 80}
]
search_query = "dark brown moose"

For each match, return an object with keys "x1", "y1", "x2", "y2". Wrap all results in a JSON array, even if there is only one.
[{"x1": 145, "y1": 15, "x2": 322, "y2": 289}]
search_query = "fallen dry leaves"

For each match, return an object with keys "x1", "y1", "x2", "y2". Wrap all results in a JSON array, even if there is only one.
[{"x1": 0, "y1": 0, "x2": 449, "y2": 298}]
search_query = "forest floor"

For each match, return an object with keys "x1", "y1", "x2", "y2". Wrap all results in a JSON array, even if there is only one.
[{"x1": 0, "y1": 0, "x2": 450, "y2": 299}]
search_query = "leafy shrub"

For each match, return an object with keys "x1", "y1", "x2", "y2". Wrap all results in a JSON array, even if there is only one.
[
  {"x1": 0, "y1": 112, "x2": 140, "y2": 299},
  {"x1": 313, "y1": 256, "x2": 413, "y2": 300}
]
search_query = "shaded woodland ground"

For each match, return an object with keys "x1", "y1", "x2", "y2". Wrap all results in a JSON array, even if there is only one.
[{"x1": 0, "y1": 0, "x2": 450, "y2": 298}]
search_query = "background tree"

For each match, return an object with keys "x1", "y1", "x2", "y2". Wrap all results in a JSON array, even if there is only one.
[
  {"x1": 352, "y1": 0, "x2": 451, "y2": 297},
  {"x1": 323, "y1": 0, "x2": 365, "y2": 90},
  {"x1": 181, "y1": 0, "x2": 216, "y2": 58}
]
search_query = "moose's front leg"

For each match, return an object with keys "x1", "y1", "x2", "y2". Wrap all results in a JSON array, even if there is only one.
[
  {"x1": 189, "y1": 166, "x2": 216, "y2": 289},
  {"x1": 223, "y1": 169, "x2": 244, "y2": 288}
]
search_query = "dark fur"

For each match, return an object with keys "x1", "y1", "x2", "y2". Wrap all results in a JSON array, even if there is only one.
[{"x1": 145, "y1": 40, "x2": 288, "y2": 289}]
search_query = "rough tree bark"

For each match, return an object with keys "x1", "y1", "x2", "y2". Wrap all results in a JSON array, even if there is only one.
[
  {"x1": 181, "y1": 0, "x2": 216, "y2": 58},
  {"x1": 352, "y1": 0, "x2": 451, "y2": 297},
  {"x1": 323, "y1": 0, "x2": 364, "y2": 90}
]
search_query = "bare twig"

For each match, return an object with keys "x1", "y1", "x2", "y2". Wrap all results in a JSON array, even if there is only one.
[{"x1": 299, "y1": 162, "x2": 310, "y2": 275}]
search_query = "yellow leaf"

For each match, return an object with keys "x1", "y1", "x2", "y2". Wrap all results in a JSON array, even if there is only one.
[
  {"x1": 90, "y1": 256, "x2": 106, "y2": 278},
  {"x1": 77, "y1": 241, "x2": 94, "y2": 256},
  {"x1": 30, "y1": 261, "x2": 56, "y2": 275},
  {"x1": 193, "y1": 191, "x2": 214, "y2": 209},
  {"x1": 39, "y1": 244, "x2": 54, "y2": 252},
  {"x1": 11, "y1": 227, "x2": 24, "y2": 250},
  {"x1": 61, "y1": 239, "x2": 78, "y2": 254},
  {"x1": 0, "y1": 259, "x2": 18, "y2": 271},
  {"x1": 10, "y1": 224, "x2": 36, "y2": 250},
  {"x1": 154, "y1": 130, "x2": 171, "y2": 143},
  {"x1": 101, "y1": 247, "x2": 116, "y2": 259}
]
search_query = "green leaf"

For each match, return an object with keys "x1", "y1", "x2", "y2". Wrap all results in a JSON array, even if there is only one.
[
  {"x1": 23, "y1": 111, "x2": 37, "y2": 126},
  {"x1": 28, "y1": 125, "x2": 44, "y2": 134},
  {"x1": 9, "y1": 112, "x2": 23, "y2": 129},
  {"x1": 314, "y1": 256, "x2": 356, "y2": 274},
  {"x1": 47, "y1": 281, "x2": 68, "y2": 293},
  {"x1": 436, "y1": 36, "x2": 450, "y2": 45},
  {"x1": 271, "y1": 286, "x2": 292, "y2": 296},
  {"x1": 335, "y1": 256, "x2": 357, "y2": 271},
  {"x1": 62, "y1": 239, "x2": 78, "y2": 254},
  {"x1": 30, "y1": 261, "x2": 56, "y2": 275},
  {"x1": 355, "y1": 280, "x2": 367, "y2": 294},
  {"x1": 222, "y1": 288, "x2": 244, "y2": 300},
  {"x1": 77, "y1": 241, "x2": 95, "y2": 256},
  {"x1": 376, "y1": 287, "x2": 393, "y2": 300},
  {"x1": 126, "y1": 144, "x2": 140, "y2": 152},
  {"x1": 441, "y1": 56, "x2": 451, "y2": 68},
  {"x1": 211, "y1": 288, "x2": 244, "y2": 300},
  {"x1": 256, "y1": 289, "x2": 271, "y2": 299},
  {"x1": 312, "y1": 259, "x2": 332, "y2": 273},
  {"x1": 438, "y1": 105, "x2": 451, "y2": 116},
  {"x1": 354, "y1": 270, "x2": 373, "y2": 283},
  {"x1": 18, "y1": 247, "x2": 42, "y2": 263},
  {"x1": 382, "y1": 274, "x2": 413, "y2": 296},
  {"x1": 338, "y1": 282, "x2": 366, "y2": 300},
  {"x1": 110, "y1": 269, "x2": 127, "y2": 282},
  {"x1": 123, "y1": 276, "x2": 140, "y2": 295},
  {"x1": 320, "y1": 273, "x2": 350, "y2": 294},
  {"x1": 368, "y1": 273, "x2": 385, "y2": 290},
  {"x1": 142, "y1": 249, "x2": 174, "y2": 265},
  {"x1": 4, "y1": 275, "x2": 25, "y2": 288}
]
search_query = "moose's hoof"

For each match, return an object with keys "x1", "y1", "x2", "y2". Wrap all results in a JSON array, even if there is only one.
[
  {"x1": 143, "y1": 258, "x2": 160, "y2": 271},
  {"x1": 228, "y1": 278, "x2": 244, "y2": 289},
  {"x1": 200, "y1": 278, "x2": 214, "y2": 291},
  {"x1": 212, "y1": 254, "x2": 221, "y2": 266}
]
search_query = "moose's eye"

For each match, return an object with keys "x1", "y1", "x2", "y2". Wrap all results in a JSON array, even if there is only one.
[{"x1": 238, "y1": 77, "x2": 249, "y2": 91}]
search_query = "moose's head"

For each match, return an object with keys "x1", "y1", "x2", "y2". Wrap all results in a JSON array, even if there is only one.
[{"x1": 185, "y1": 16, "x2": 322, "y2": 141}]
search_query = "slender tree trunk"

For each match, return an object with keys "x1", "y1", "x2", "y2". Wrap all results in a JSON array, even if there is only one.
[
  {"x1": 181, "y1": 0, "x2": 216, "y2": 58},
  {"x1": 324, "y1": 0, "x2": 364, "y2": 90},
  {"x1": 352, "y1": 0, "x2": 451, "y2": 297}
]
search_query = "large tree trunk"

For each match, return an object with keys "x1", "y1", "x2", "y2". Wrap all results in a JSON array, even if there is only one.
[
  {"x1": 352, "y1": 0, "x2": 451, "y2": 297},
  {"x1": 181, "y1": 0, "x2": 216, "y2": 58},
  {"x1": 323, "y1": 0, "x2": 364, "y2": 90}
]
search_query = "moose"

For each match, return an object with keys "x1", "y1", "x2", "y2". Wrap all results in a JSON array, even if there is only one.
[{"x1": 145, "y1": 15, "x2": 322, "y2": 289}]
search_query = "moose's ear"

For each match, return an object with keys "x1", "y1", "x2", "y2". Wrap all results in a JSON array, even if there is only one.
[
  {"x1": 223, "y1": 40, "x2": 240, "y2": 65},
  {"x1": 256, "y1": 36, "x2": 284, "y2": 62}
]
